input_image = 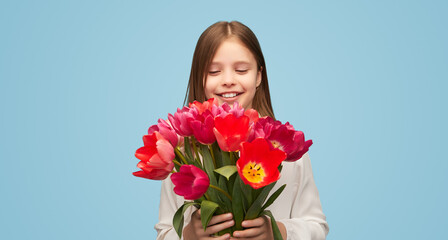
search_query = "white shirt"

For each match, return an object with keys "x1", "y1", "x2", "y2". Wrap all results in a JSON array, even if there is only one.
[{"x1": 155, "y1": 153, "x2": 329, "y2": 240}]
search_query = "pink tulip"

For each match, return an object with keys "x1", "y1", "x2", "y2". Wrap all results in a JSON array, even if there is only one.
[
  {"x1": 168, "y1": 106, "x2": 196, "y2": 137},
  {"x1": 133, "y1": 132, "x2": 175, "y2": 180},
  {"x1": 170, "y1": 165, "x2": 210, "y2": 200},
  {"x1": 212, "y1": 102, "x2": 245, "y2": 118},
  {"x1": 267, "y1": 123, "x2": 313, "y2": 162},
  {"x1": 248, "y1": 116, "x2": 277, "y2": 142},
  {"x1": 189, "y1": 110, "x2": 216, "y2": 145},
  {"x1": 248, "y1": 117, "x2": 313, "y2": 161},
  {"x1": 148, "y1": 119, "x2": 183, "y2": 148}
]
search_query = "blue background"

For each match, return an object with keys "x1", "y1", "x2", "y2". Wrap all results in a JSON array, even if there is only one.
[{"x1": 1, "y1": 0, "x2": 447, "y2": 239}]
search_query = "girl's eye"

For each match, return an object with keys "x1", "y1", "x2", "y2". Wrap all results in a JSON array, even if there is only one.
[
  {"x1": 209, "y1": 71, "x2": 220, "y2": 75},
  {"x1": 236, "y1": 69, "x2": 248, "y2": 74}
]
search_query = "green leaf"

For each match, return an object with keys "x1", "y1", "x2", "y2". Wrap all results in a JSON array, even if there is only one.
[
  {"x1": 211, "y1": 142, "x2": 224, "y2": 167},
  {"x1": 231, "y1": 176, "x2": 244, "y2": 230},
  {"x1": 226, "y1": 174, "x2": 236, "y2": 202},
  {"x1": 221, "y1": 149, "x2": 231, "y2": 166},
  {"x1": 261, "y1": 184, "x2": 286, "y2": 212},
  {"x1": 200, "y1": 200, "x2": 220, "y2": 230},
  {"x1": 245, "y1": 182, "x2": 276, "y2": 220},
  {"x1": 218, "y1": 176, "x2": 232, "y2": 212},
  {"x1": 262, "y1": 210, "x2": 283, "y2": 240},
  {"x1": 184, "y1": 137, "x2": 194, "y2": 161},
  {"x1": 198, "y1": 144, "x2": 219, "y2": 201},
  {"x1": 239, "y1": 179, "x2": 253, "y2": 206},
  {"x1": 214, "y1": 165, "x2": 237, "y2": 180},
  {"x1": 173, "y1": 202, "x2": 199, "y2": 238}
]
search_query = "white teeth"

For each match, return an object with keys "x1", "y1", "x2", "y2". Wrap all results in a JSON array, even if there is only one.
[{"x1": 222, "y1": 93, "x2": 237, "y2": 98}]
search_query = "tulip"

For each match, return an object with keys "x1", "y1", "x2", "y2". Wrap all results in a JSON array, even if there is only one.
[
  {"x1": 170, "y1": 165, "x2": 210, "y2": 200},
  {"x1": 189, "y1": 110, "x2": 216, "y2": 145},
  {"x1": 244, "y1": 108, "x2": 259, "y2": 124},
  {"x1": 267, "y1": 124, "x2": 313, "y2": 162},
  {"x1": 189, "y1": 98, "x2": 218, "y2": 114},
  {"x1": 248, "y1": 117, "x2": 313, "y2": 162},
  {"x1": 247, "y1": 116, "x2": 277, "y2": 142},
  {"x1": 168, "y1": 106, "x2": 196, "y2": 137},
  {"x1": 133, "y1": 132, "x2": 175, "y2": 180},
  {"x1": 237, "y1": 138, "x2": 286, "y2": 189},
  {"x1": 213, "y1": 113, "x2": 250, "y2": 152},
  {"x1": 212, "y1": 102, "x2": 245, "y2": 118},
  {"x1": 148, "y1": 119, "x2": 183, "y2": 148}
]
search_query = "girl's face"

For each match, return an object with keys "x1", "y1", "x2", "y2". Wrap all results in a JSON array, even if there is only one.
[{"x1": 204, "y1": 37, "x2": 261, "y2": 109}]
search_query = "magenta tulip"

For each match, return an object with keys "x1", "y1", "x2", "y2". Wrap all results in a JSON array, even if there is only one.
[
  {"x1": 189, "y1": 110, "x2": 216, "y2": 145},
  {"x1": 171, "y1": 165, "x2": 210, "y2": 200},
  {"x1": 168, "y1": 106, "x2": 195, "y2": 137},
  {"x1": 266, "y1": 123, "x2": 313, "y2": 162}
]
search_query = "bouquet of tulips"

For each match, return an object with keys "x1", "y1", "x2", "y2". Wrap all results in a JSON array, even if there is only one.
[{"x1": 133, "y1": 99, "x2": 313, "y2": 239}]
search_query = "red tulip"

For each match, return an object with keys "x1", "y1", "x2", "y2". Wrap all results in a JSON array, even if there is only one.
[
  {"x1": 237, "y1": 138, "x2": 286, "y2": 189},
  {"x1": 133, "y1": 132, "x2": 175, "y2": 180},
  {"x1": 213, "y1": 113, "x2": 250, "y2": 152},
  {"x1": 189, "y1": 98, "x2": 218, "y2": 114},
  {"x1": 170, "y1": 165, "x2": 210, "y2": 200},
  {"x1": 244, "y1": 108, "x2": 259, "y2": 124}
]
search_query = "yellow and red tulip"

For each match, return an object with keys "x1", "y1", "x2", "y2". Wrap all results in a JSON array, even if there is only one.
[{"x1": 236, "y1": 138, "x2": 286, "y2": 189}]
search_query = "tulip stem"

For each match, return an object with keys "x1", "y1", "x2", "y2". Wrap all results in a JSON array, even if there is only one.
[
  {"x1": 175, "y1": 148, "x2": 188, "y2": 165},
  {"x1": 204, "y1": 192, "x2": 211, "y2": 200},
  {"x1": 190, "y1": 137, "x2": 202, "y2": 167},
  {"x1": 209, "y1": 184, "x2": 233, "y2": 201},
  {"x1": 173, "y1": 160, "x2": 182, "y2": 167},
  {"x1": 229, "y1": 152, "x2": 234, "y2": 165},
  {"x1": 208, "y1": 145, "x2": 217, "y2": 168}
]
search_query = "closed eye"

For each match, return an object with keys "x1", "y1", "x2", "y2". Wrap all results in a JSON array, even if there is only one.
[
  {"x1": 236, "y1": 69, "x2": 248, "y2": 73},
  {"x1": 209, "y1": 71, "x2": 221, "y2": 75}
]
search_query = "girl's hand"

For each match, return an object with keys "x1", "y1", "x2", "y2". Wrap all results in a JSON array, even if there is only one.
[
  {"x1": 183, "y1": 209, "x2": 234, "y2": 240},
  {"x1": 231, "y1": 217, "x2": 287, "y2": 240}
]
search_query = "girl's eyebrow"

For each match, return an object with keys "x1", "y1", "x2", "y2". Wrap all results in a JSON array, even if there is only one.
[
  {"x1": 210, "y1": 60, "x2": 251, "y2": 65},
  {"x1": 233, "y1": 61, "x2": 251, "y2": 66}
]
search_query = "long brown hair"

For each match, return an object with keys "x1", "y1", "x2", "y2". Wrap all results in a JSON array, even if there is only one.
[{"x1": 184, "y1": 21, "x2": 275, "y2": 119}]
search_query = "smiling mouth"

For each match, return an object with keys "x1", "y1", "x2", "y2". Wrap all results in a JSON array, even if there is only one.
[{"x1": 217, "y1": 92, "x2": 242, "y2": 98}]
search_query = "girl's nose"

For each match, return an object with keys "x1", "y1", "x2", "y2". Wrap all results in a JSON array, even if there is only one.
[{"x1": 222, "y1": 71, "x2": 236, "y2": 86}]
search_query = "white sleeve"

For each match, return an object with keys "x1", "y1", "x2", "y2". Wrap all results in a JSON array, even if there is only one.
[
  {"x1": 154, "y1": 176, "x2": 194, "y2": 240},
  {"x1": 277, "y1": 154, "x2": 329, "y2": 240}
]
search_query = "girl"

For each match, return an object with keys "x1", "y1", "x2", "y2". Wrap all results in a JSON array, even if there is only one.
[{"x1": 155, "y1": 21, "x2": 329, "y2": 240}]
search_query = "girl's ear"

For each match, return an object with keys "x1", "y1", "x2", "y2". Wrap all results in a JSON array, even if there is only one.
[{"x1": 256, "y1": 66, "x2": 263, "y2": 87}]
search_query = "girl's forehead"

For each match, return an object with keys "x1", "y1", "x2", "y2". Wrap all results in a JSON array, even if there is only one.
[{"x1": 211, "y1": 38, "x2": 256, "y2": 65}]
